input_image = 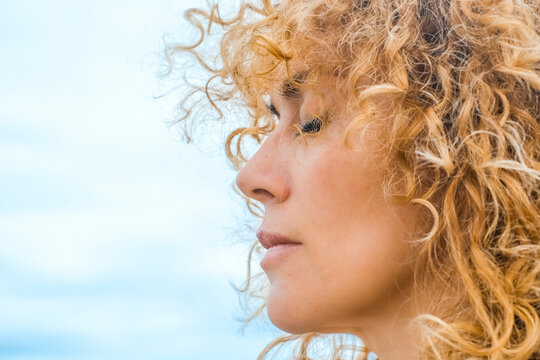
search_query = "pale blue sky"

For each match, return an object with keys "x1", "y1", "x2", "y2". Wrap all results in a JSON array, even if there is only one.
[{"x1": 0, "y1": 1, "x2": 282, "y2": 359}]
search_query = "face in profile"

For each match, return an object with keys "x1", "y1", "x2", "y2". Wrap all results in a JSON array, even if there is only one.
[{"x1": 236, "y1": 73, "x2": 425, "y2": 335}]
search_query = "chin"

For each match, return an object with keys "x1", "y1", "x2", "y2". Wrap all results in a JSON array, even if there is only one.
[
  {"x1": 267, "y1": 304, "x2": 306, "y2": 334},
  {"x1": 266, "y1": 290, "x2": 321, "y2": 334}
]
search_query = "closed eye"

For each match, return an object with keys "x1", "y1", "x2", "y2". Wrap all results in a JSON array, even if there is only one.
[{"x1": 266, "y1": 99, "x2": 328, "y2": 136}]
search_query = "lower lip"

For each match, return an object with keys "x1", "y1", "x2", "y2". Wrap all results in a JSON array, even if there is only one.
[{"x1": 260, "y1": 244, "x2": 301, "y2": 269}]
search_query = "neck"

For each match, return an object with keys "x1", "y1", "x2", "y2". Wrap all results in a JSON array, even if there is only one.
[
  {"x1": 356, "y1": 313, "x2": 422, "y2": 360},
  {"x1": 348, "y1": 290, "x2": 425, "y2": 360}
]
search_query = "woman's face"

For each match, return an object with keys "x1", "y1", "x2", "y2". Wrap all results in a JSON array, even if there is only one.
[{"x1": 236, "y1": 73, "x2": 423, "y2": 335}]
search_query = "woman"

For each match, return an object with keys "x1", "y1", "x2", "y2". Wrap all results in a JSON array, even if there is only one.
[{"x1": 166, "y1": 0, "x2": 539, "y2": 359}]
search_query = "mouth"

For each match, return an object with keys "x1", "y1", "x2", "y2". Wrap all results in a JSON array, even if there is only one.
[
  {"x1": 257, "y1": 230, "x2": 302, "y2": 270},
  {"x1": 256, "y1": 230, "x2": 302, "y2": 249}
]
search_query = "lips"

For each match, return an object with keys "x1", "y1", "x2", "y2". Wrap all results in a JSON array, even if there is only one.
[
  {"x1": 257, "y1": 230, "x2": 302, "y2": 269},
  {"x1": 257, "y1": 230, "x2": 301, "y2": 249}
]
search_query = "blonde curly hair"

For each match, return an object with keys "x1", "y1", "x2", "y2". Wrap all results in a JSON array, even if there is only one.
[{"x1": 164, "y1": 0, "x2": 540, "y2": 358}]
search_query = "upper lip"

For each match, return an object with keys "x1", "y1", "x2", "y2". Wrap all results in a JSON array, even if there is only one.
[{"x1": 256, "y1": 230, "x2": 301, "y2": 249}]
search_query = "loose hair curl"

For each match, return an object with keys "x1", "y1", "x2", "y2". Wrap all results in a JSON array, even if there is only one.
[{"x1": 165, "y1": 0, "x2": 540, "y2": 359}]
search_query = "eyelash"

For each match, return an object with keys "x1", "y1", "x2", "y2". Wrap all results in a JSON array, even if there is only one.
[
  {"x1": 298, "y1": 118, "x2": 323, "y2": 134},
  {"x1": 266, "y1": 103, "x2": 325, "y2": 135},
  {"x1": 267, "y1": 103, "x2": 280, "y2": 117}
]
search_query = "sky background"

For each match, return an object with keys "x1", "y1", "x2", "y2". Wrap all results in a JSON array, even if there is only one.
[{"x1": 0, "y1": 1, "x2": 283, "y2": 359}]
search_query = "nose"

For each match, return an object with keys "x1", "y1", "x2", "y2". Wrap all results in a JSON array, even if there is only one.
[{"x1": 235, "y1": 133, "x2": 291, "y2": 206}]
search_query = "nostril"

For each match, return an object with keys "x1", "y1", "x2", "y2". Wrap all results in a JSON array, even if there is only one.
[
  {"x1": 234, "y1": 147, "x2": 290, "y2": 204},
  {"x1": 252, "y1": 188, "x2": 275, "y2": 200}
]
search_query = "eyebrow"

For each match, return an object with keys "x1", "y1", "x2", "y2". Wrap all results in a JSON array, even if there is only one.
[{"x1": 280, "y1": 70, "x2": 309, "y2": 99}]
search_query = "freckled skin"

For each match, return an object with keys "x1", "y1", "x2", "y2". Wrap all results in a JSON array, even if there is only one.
[{"x1": 236, "y1": 77, "x2": 423, "y2": 355}]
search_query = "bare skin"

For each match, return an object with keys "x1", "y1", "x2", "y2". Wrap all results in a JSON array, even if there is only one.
[{"x1": 236, "y1": 73, "x2": 428, "y2": 359}]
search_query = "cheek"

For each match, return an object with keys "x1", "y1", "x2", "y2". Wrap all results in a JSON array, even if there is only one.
[
  {"x1": 266, "y1": 146, "x2": 419, "y2": 332},
  {"x1": 266, "y1": 205, "x2": 419, "y2": 334},
  {"x1": 300, "y1": 144, "x2": 382, "y2": 223},
  {"x1": 315, "y1": 201, "x2": 418, "y2": 310}
]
